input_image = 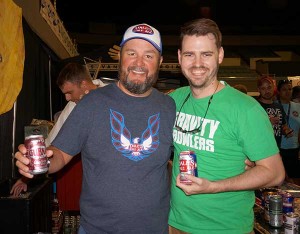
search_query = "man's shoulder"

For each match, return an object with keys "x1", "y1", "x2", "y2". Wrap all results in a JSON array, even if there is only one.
[
  {"x1": 152, "y1": 88, "x2": 176, "y2": 107},
  {"x1": 65, "y1": 101, "x2": 76, "y2": 108},
  {"x1": 168, "y1": 86, "x2": 189, "y2": 99}
]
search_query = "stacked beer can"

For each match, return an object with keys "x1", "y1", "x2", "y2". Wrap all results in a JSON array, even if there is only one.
[
  {"x1": 262, "y1": 189, "x2": 299, "y2": 233},
  {"x1": 281, "y1": 191, "x2": 299, "y2": 234}
]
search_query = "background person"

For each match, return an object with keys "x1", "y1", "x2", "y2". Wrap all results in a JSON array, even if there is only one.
[
  {"x1": 233, "y1": 83, "x2": 248, "y2": 94},
  {"x1": 292, "y1": 85, "x2": 300, "y2": 103},
  {"x1": 10, "y1": 63, "x2": 106, "y2": 197},
  {"x1": 276, "y1": 79, "x2": 300, "y2": 185},
  {"x1": 256, "y1": 76, "x2": 292, "y2": 148},
  {"x1": 15, "y1": 23, "x2": 176, "y2": 234},
  {"x1": 168, "y1": 18, "x2": 285, "y2": 234}
]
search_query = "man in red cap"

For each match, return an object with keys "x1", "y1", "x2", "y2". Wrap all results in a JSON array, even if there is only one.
[{"x1": 257, "y1": 76, "x2": 293, "y2": 148}]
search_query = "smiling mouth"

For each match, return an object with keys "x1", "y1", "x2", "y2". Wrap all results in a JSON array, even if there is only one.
[
  {"x1": 191, "y1": 70, "x2": 206, "y2": 76},
  {"x1": 131, "y1": 70, "x2": 145, "y2": 75},
  {"x1": 191, "y1": 66, "x2": 207, "y2": 74}
]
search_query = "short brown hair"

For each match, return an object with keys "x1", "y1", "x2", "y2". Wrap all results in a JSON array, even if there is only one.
[
  {"x1": 179, "y1": 18, "x2": 222, "y2": 50},
  {"x1": 57, "y1": 63, "x2": 92, "y2": 88}
]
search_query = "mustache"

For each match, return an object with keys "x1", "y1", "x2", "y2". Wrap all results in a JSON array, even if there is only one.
[
  {"x1": 192, "y1": 65, "x2": 207, "y2": 70},
  {"x1": 128, "y1": 66, "x2": 148, "y2": 73}
]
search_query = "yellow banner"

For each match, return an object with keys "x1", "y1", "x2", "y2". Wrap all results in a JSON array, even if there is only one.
[{"x1": 0, "y1": 0, "x2": 25, "y2": 114}]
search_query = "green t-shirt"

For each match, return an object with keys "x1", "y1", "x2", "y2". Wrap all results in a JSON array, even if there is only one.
[{"x1": 168, "y1": 83, "x2": 278, "y2": 234}]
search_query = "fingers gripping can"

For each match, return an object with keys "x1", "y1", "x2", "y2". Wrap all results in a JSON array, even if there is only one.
[
  {"x1": 179, "y1": 150, "x2": 198, "y2": 184},
  {"x1": 24, "y1": 135, "x2": 48, "y2": 175}
]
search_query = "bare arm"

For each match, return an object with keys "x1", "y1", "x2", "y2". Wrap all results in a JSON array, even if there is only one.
[
  {"x1": 15, "y1": 144, "x2": 73, "y2": 178},
  {"x1": 46, "y1": 146, "x2": 73, "y2": 173},
  {"x1": 177, "y1": 153, "x2": 285, "y2": 195}
]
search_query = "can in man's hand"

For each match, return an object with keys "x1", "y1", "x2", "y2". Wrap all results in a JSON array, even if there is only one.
[
  {"x1": 179, "y1": 150, "x2": 198, "y2": 184},
  {"x1": 24, "y1": 134, "x2": 48, "y2": 175}
]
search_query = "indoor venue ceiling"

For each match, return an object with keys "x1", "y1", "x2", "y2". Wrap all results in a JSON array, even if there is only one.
[
  {"x1": 56, "y1": 0, "x2": 300, "y2": 36},
  {"x1": 53, "y1": 0, "x2": 300, "y2": 92}
]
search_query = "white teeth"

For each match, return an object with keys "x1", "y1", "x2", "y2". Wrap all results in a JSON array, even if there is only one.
[
  {"x1": 192, "y1": 71, "x2": 205, "y2": 76},
  {"x1": 191, "y1": 69, "x2": 206, "y2": 75},
  {"x1": 132, "y1": 70, "x2": 145, "y2": 74}
]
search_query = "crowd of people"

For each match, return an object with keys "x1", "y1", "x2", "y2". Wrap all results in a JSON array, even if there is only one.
[
  {"x1": 256, "y1": 77, "x2": 300, "y2": 186},
  {"x1": 275, "y1": 80, "x2": 300, "y2": 185},
  {"x1": 13, "y1": 18, "x2": 299, "y2": 234}
]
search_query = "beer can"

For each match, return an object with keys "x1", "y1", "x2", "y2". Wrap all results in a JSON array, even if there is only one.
[
  {"x1": 269, "y1": 194, "x2": 283, "y2": 228},
  {"x1": 284, "y1": 212, "x2": 299, "y2": 234},
  {"x1": 283, "y1": 193, "x2": 294, "y2": 214},
  {"x1": 24, "y1": 134, "x2": 48, "y2": 175},
  {"x1": 179, "y1": 150, "x2": 198, "y2": 184},
  {"x1": 263, "y1": 191, "x2": 278, "y2": 222}
]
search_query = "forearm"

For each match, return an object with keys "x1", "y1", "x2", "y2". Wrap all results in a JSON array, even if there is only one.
[
  {"x1": 212, "y1": 164, "x2": 284, "y2": 193},
  {"x1": 177, "y1": 154, "x2": 285, "y2": 195},
  {"x1": 47, "y1": 146, "x2": 71, "y2": 174}
]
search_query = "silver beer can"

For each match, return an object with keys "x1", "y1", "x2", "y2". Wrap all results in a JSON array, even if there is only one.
[{"x1": 269, "y1": 194, "x2": 283, "y2": 228}]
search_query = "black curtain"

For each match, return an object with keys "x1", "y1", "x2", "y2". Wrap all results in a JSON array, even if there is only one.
[
  {"x1": 0, "y1": 109, "x2": 14, "y2": 179},
  {"x1": 0, "y1": 18, "x2": 62, "y2": 181}
]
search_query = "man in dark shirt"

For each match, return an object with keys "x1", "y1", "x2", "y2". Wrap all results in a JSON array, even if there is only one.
[{"x1": 257, "y1": 76, "x2": 292, "y2": 147}]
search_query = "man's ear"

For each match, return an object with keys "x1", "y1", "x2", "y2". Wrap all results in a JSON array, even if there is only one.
[
  {"x1": 218, "y1": 47, "x2": 224, "y2": 64},
  {"x1": 80, "y1": 80, "x2": 87, "y2": 88}
]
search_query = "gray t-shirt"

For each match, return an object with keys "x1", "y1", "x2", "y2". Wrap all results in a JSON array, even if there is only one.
[{"x1": 53, "y1": 83, "x2": 176, "y2": 234}]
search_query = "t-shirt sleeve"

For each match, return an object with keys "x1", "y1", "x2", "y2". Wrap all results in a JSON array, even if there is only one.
[
  {"x1": 238, "y1": 103, "x2": 279, "y2": 161},
  {"x1": 52, "y1": 98, "x2": 94, "y2": 156}
]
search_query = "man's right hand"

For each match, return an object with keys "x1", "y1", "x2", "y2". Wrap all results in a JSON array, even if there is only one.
[
  {"x1": 15, "y1": 144, "x2": 53, "y2": 178},
  {"x1": 15, "y1": 144, "x2": 34, "y2": 178}
]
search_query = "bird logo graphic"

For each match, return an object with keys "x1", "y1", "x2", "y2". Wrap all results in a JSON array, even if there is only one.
[{"x1": 110, "y1": 109, "x2": 160, "y2": 161}]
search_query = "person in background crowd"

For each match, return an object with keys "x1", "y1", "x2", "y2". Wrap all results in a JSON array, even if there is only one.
[
  {"x1": 233, "y1": 83, "x2": 248, "y2": 94},
  {"x1": 276, "y1": 79, "x2": 300, "y2": 185},
  {"x1": 292, "y1": 85, "x2": 300, "y2": 103},
  {"x1": 168, "y1": 18, "x2": 285, "y2": 234},
  {"x1": 10, "y1": 63, "x2": 107, "y2": 197},
  {"x1": 14, "y1": 23, "x2": 176, "y2": 234},
  {"x1": 291, "y1": 85, "x2": 300, "y2": 163},
  {"x1": 256, "y1": 76, "x2": 292, "y2": 148}
]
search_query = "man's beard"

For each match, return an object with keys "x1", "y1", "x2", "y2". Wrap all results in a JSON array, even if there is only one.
[
  {"x1": 118, "y1": 65, "x2": 159, "y2": 94},
  {"x1": 261, "y1": 93, "x2": 273, "y2": 100}
]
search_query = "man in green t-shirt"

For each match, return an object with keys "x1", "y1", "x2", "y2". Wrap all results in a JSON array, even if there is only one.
[{"x1": 168, "y1": 18, "x2": 285, "y2": 234}]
